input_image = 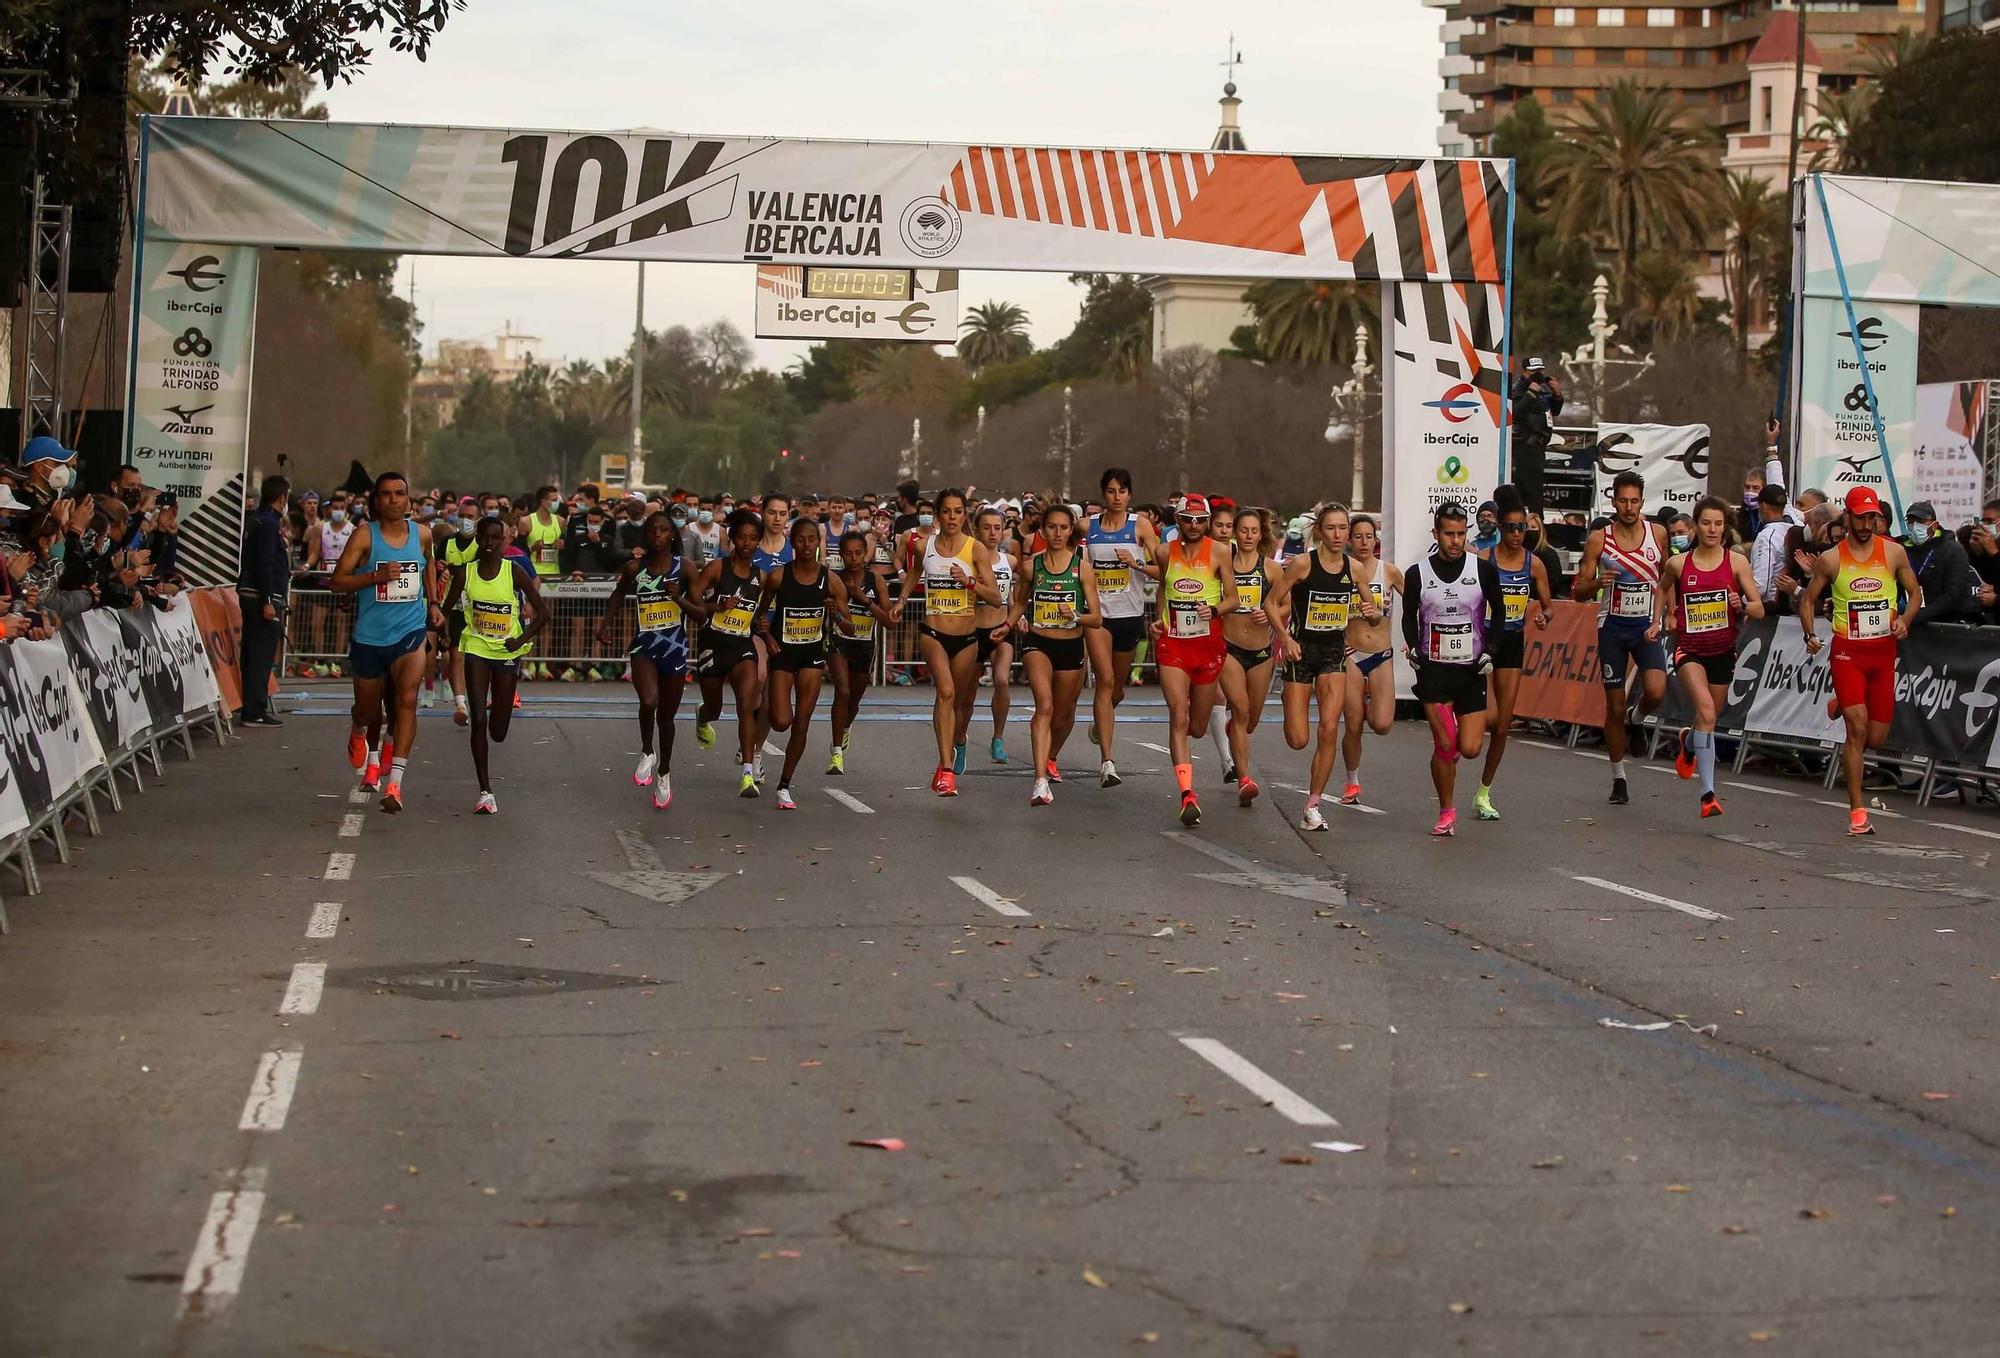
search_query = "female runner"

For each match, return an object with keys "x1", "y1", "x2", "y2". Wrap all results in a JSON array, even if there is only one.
[
  {"x1": 998, "y1": 502, "x2": 1101, "y2": 806},
  {"x1": 1339, "y1": 513, "x2": 1403, "y2": 807},
  {"x1": 894, "y1": 488, "x2": 1000, "y2": 797},
  {"x1": 440, "y1": 515, "x2": 548, "y2": 815},
  {"x1": 692, "y1": 508, "x2": 769, "y2": 798},
  {"x1": 1658, "y1": 495, "x2": 1765, "y2": 818},
  {"x1": 1274, "y1": 503, "x2": 1357, "y2": 831},
  {"x1": 1217, "y1": 505, "x2": 1284, "y2": 806},
  {"x1": 972, "y1": 506, "x2": 1019, "y2": 767},
  {"x1": 757, "y1": 518, "x2": 855, "y2": 810},
  {"x1": 1471, "y1": 486, "x2": 1553, "y2": 820},
  {"x1": 827, "y1": 529, "x2": 896, "y2": 774},
  {"x1": 597, "y1": 510, "x2": 700, "y2": 811}
]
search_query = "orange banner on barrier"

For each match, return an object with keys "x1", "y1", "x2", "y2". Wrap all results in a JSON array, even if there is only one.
[
  {"x1": 190, "y1": 586, "x2": 245, "y2": 715},
  {"x1": 1513, "y1": 602, "x2": 1608, "y2": 728}
]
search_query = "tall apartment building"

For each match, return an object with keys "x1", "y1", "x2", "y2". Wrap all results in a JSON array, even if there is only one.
[{"x1": 1426, "y1": 0, "x2": 1930, "y2": 155}]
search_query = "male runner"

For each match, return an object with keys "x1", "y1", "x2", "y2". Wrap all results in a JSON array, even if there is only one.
[
  {"x1": 1403, "y1": 502, "x2": 1504, "y2": 837},
  {"x1": 1084, "y1": 468, "x2": 1162, "y2": 788},
  {"x1": 329, "y1": 472, "x2": 441, "y2": 813},
  {"x1": 1151, "y1": 495, "x2": 1237, "y2": 826},
  {"x1": 521, "y1": 485, "x2": 565, "y2": 581},
  {"x1": 1573, "y1": 470, "x2": 1670, "y2": 805},
  {"x1": 1799, "y1": 486, "x2": 1921, "y2": 836}
]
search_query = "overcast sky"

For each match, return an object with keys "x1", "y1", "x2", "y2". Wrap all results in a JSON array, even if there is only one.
[{"x1": 326, "y1": 0, "x2": 1443, "y2": 372}]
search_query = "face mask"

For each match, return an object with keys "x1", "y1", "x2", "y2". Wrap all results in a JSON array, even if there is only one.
[
  {"x1": 47, "y1": 464, "x2": 73, "y2": 491},
  {"x1": 483, "y1": 509, "x2": 500, "y2": 520},
  {"x1": 671, "y1": 512, "x2": 687, "y2": 526},
  {"x1": 48, "y1": 540, "x2": 65, "y2": 562},
  {"x1": 1524, "y1": 530, "x2": 1543, "y2": 551},
  {"x1": 1473, "y1": 527, "x2": 1499, "y2": 550},
  {"x1": 330, "y1": 510, "x2": 349, "y2": 525},
  {"x1": 698, "y1": 510, "x2": 713, "y2": 525},
  {"x1": 1671, "y1": 534, "x2": 1692, "y2": 553},
  {"x1": 1744, "y1": 491, "x2": 1760, "y2": 508},
  {"x1": 1907, "y1": 522, "x2": 1932, "y2": 545},
  {"x1": 919, "y1": 513, "x2": 935, "y2": 528}
]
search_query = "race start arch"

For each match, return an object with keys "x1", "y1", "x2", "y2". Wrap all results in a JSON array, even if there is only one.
[
  {"x1": 124, "y1": 117, "x2": 1516, "y2": 581},
  {"x1": 1790, "y1": 173, "x2": 2000, "y2": 523}
]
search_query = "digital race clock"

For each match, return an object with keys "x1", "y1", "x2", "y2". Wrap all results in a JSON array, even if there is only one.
[{"x1": 802, "y1": 268, "x2": 913, "y2": 302}]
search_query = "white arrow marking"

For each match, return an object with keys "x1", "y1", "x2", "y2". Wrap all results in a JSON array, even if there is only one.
[{"x1": 586, "y1": 829, "x2": 727, "y2": 906}]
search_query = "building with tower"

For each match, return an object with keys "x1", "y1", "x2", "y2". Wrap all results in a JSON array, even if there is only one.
[{"x1": 1141, "y1": 77, "x2": 1256, "y2": 357}]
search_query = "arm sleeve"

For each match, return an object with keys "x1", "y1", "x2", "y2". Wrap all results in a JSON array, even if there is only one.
[{"x1": 1401, "y1": 562, "x2": 1422, "y2": 652}]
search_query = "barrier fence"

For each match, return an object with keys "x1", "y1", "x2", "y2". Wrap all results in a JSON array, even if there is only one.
[
  {"x1": 287, "y1": 580, "x2": 1164, "y2": 685},
  {"x1": 0, "y1": 586, "x2": 239, "y2": 935},
  {"x1": 1513, "y1": 602, "x2": 2000, "y2": 805}
]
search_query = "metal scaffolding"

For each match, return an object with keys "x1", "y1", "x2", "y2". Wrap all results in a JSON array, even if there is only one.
[{"x1": 24, "y1": 179, "x2": 70, "y2": 443}]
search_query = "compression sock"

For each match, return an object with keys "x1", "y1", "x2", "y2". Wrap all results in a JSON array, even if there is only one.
[
  {"x1": 1690, "y1": 731, "x2": 1717, "y2": 797},
  {"x1": 1175, "y1": 763, "x2": 1194, "y2": 794}
]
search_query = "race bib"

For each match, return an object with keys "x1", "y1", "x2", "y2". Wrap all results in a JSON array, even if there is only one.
[
  {"x1": 1167, "y1": 599, "x2": 1210, "y2": 639},
  {"x1": 1032, "y1": 588, "x2": 1075, "y2": 631},
  {"x1": 1428, "y1": 621, "x2": 1475, "y2": 663},
  {"x1": 637, "y1": 598, "x2": 682, "y2": 633},
  {"x1": 1612, "y1": 580, "x2": 1653, "y2": 619},
  {"x1": 1236, "y1": 575, "x2": 1264, "y2": 612},
  {"x1": 1502, "y1": 581, "x2": 1530, "y2": 625},
  {"x1": 1305, "y1": 590, "x2": 1350, "y2": 633},
  {"x1": 712, "y1": 602, "x2": 753, "y2": 637},
  {"x1": 782, "y1": 607, "x2": 824, "y2": 646},
  {"x1": 926, "y1": 573, "x2": 972, "y2": 617},
  {"x1": 847, "y1": 607, "x2": 876, "y2": 640},
  {"x1": 375, "y1": 560, "x2": 423, "y2": 604},
  {"x1": 469, "y1": 600, "x2": 513, "y2": 639},
  {"x1": 1095, "y1": 552, "x2": 1132, "y2": 594},
  {"x1": 1848, "y1": 598, "x2": 1891, "y2": 640},
  {"x1": 1683, "y1": 589, "x2": 1729, "y2": 635},
  {"x1": 533, "y1": 541, "x2": 559, "y2": 568}
]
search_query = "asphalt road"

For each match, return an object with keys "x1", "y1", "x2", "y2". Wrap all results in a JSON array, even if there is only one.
[{"x1": 2, "y1": 680, "x2": 1997, "y2": 1358}]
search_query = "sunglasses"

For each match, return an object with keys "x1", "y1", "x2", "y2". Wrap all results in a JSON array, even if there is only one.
[{"x1": 1500, "y1": 521, "x2": 1528, "y2": 532}]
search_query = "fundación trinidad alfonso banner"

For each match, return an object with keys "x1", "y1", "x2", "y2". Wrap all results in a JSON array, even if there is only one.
[
  {"x1": 1796, "y1": 297, "x2": 1919, "y2": 520},
  {"x1": 123, "y1": 241, "x2": 259, "y2": 588}
]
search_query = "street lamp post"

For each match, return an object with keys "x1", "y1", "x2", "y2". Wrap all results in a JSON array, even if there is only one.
[
  {"x1": 630, "y1": 262, "x2": 647, "y2": 488},
  {"x1": 1559, "y1": 274, "x2": 1653, "y2": 423},
  {"x1": 1324, "y1": 325, "x2": 1375, "y2": 508},
  {"x1": 1061, "y1": 385, "x2": 1075, "y2": 500}
]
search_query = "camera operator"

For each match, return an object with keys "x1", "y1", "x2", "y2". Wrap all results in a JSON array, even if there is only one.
[
  {"x1": 1508, "y1": 358, "x2": 1564, "y2": 514},
  {"x1": 1965, "y1": 500, "x2": 2000, "y2": 624}
]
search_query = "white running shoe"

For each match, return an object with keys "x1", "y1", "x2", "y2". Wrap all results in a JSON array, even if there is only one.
[
  {"x1": 474, "y1": 791, "x2": 498, "y2": 815},
  {"x1": 1100, "y1": 760, "x2": 1121, "y2": 788},
  {"x1": 775, "y1": 786, "x2": 797, "y2": 810},
  {"x1": 653, "y1": 772, "x2": 673, "y2": 811},
  {"x1": 754, "y1": 752, "x2": 766, "y2": 784},
  {"x1": 633, "y1": 752, "x2": 657, "y2": 787},
  {"x1": 1030, "y1": 779, "x2": 1054, "y2": 806},
  {"x1": 1299, "y1": 803, "x2": 1328, "y2": 832}
]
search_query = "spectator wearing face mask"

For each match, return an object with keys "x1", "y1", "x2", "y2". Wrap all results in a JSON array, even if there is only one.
[
  {"x1": 686, "y1": 498, "x2": 723, "y2": 568},
  {"x1": 1964, "y1": 500, "x2": 2000, "y2": 624},
  {"x1": 309, "y1": 496, "x2": 356, "y2": 570},
  {"x1": 1900, "y1": 501, "x2": 1981, "y2": 627}
]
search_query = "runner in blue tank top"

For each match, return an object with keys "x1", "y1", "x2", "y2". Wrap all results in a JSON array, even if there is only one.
[{"x1": 329, "y1": 472, "x2": 440, "y2": 814}]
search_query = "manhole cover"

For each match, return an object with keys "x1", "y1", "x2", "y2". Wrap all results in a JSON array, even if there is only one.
[{"x1": 326, "y1": 960, "x2": 659, "y2": 1001}]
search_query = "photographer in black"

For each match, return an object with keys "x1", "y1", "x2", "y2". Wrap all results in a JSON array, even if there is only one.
[{"x1": 1508, "y1": 358, "x2": 1564, "y2": 514}]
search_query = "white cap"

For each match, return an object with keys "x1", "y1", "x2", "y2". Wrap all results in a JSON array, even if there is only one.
[
  {"x1": 1527, "y1": 356, "x2": 1546, "y2": 370},
  {"x1": 0, "y1": 484, "x2": 28, "y2": 513}
]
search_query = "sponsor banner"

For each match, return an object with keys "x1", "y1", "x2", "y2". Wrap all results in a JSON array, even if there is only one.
[
  {"x1": 1512, "y1": 602, "x2": 1606, "y2": 727},
  {"x1": 1801, "y1": 176, "x2": 2000, "y2": 311},
  {"x1": 1593, "y1": 423, "x2": 1710, "y2": 515},
  {"x1": 1797, "y1": 297, "x2": 1918, "y2": 522},
  {"x1": 1654, "y1": 622, "x2": 1769, "y2": 734},
  {"x1": 189, "y1": 586, "x2": 247, "y2": 714},
  {"x1": 1740, "y1": 616, "x2": 1843, "y2": 744},
  {"x1": 63, "y1": 610, "x2": 155, "y2": 753},
  {"x1": 1912, "y1": 380, "x2": 1992, "y2": 530},
  {"x1": 126, "y1": 601, "x2": 223, "y2": 725},
  {"x1": 754, "y1": 266, "x2": 959, "y2": 341},
  {"x1": 1382, "y1": 280, "x2": 1506, "y2": 569},
  {"x1": 1884, "y1": 625, "x2": 2000, "y2": 772},
  {"x1": 0, "y1": 637, "x2": 108, "y2": 840},
  {"x1": 125, "y1": 240, "x2": 259, "y2": 586},
  {"x1": 140, "y1": 118, "x2": 1508, "y2": 282}
]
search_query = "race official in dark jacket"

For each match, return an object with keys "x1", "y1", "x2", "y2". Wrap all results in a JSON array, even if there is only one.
[
  {"x1": 235, "y1": 475, "x2": 291, "y2": 725},
  {"x1": 1508, "y1": 358, "x2": 1565, "y2": 515},
  {"x1": 1902, "y1": 501, "x2": 1981, "y2": 627}
]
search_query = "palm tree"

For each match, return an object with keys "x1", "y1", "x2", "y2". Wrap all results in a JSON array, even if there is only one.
[
  {"x1": 1629, "y1": 250, "x2": 1704, "y2": 342},
  {"x1": 957, "y1": 301, "x2": 1032, "y2": 371},
  {"x1": 1105, "y1": 317, "x2": 1152, "y2": 381},
  {"x1": 1806, "y1": 87, "x2": 1874, "y2": 172},
  {"x1": 1720, "y1": 171, "x2": 1779, "y2": 361},
  {"x1": 1543, "y1": 80, "x2": 1726, "y2": 317},
  {"x1": 1860, "y1": 28, "x2": 1926, "y2": 80},
  {"x1": 1241, "y1": 280, "x2": 1373, "y2": 367}
]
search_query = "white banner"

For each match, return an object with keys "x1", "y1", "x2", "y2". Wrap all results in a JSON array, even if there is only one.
[
  {"x1": 0, "y1": 637, "x2": 108, "y2": 839},
  {"x1": 65, "y1": 610, "x2": 155, "y2": 752},
  {"x1": 141, "y1": 602, "x2": 223, "y2": 720},
  {"x1": 1912, "y1": 381, "x2": 1990, "y2": 530},
  {"x1": 754, "y1": 267, "x2": 959, "y2": 342},
  {"x1": 124, "y1": 241, "x2": 259, "y2": 586},
  {"x1": 1593, "y1": 423, "x2": 1710, "y2": 515},
  {"x1": 1742, "y1": 617, "x2": 1844, "y2": 744},
  {"x1": 1797, "y1": 297, "x2": 1919, "y2": 520},
  {"x1": 1382, "y1": 280, "x2": 1506, "y2": 570}
]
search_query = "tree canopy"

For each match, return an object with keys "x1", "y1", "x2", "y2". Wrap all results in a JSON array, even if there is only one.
[{"x1": 1846, "y1": 30, "x2": 2000, "y2": 183}]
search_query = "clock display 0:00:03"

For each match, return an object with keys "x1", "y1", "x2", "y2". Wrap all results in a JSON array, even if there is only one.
[{"x1": 802, "y1": 268, "x2": 913, "y2": 302}]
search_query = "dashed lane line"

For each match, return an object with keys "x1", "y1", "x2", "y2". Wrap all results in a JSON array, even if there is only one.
[
  {"x1": 1572, "y1": 874, "x2": 1730, "y2": 922},
  {"x1": 306, "y1": 902, "x2": 342, "y2": 939},
  {"x1": 338, "y1": 812, "x2": 365, "y2": 838},
  {"x1": 178, "y1": 1168, "x2": 266, "y2": 1317},
  {"x1": 277, "y1": 963, "x2": 325, "y2": 1016},
  {"x1": 347, "y1": 786, "x2": 369, "y2": 805},
  {"x1": 950, "y1": 875, "x2": 1031, "y2": 917},
  {"x1": 1177, "y1": 1035, "x2": 1339, "y2": 1126},
  {"x1": 323, "y1": 852, "x2": 354, "y2": 881},
  {"x1": 237, "y1": 1049, "x2": 303, "y2": 1132}
]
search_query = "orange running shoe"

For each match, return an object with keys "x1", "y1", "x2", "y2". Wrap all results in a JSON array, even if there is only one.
[
  {"x1": 1700, "y1": 793, "x2": 1724, "y2": 819},
  {"x1": 380, "y1": 782, "x2": 403, "y2": 814},
  {"x1": 1236, "y1": 776, "x2": 1260, "y2": 807},
  {"x1": 1847, "y1": 808, "x2": 1874, "y2": 836},
  {"x1": 937, "y1": 769, "x2": 958, "y2": 797},
  {"x1": 360, "y1": 761, "x2": 381, "y2": 792},
  {"x1": 1339, "y1": 782, "x2": 1362, "y2": 805},
  {"x1": 347, "y1": 730, "x2": 367, "y2": 769},
  {"x1": 1045, "y1": 759, "x2": 1063, "y2": 784},
  {"x1": 1674, "y1": 727, "x2": 1695, "y2": 780}
]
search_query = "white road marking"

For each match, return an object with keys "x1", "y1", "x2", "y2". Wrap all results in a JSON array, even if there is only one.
[
  {"x1": 1165, "y1": 833, "x2": 1344, "y2": 905},
  {"x1": 179, "y1": 1169, "x2": 267, "y2": 1317},
  {"x1": 951, "y1": 875, "x2": 1031, "y2": 917},
  {"x1": 1275, "y1": 783, "x2": 1385, "y2": 815},
  {"x1": 238, "y1": 1048, "x2": 303, "y2": 1131},
  {"x1": 1930, "y1": 820, "x2": 2000, "y2": 842},
  {"x1": 1177, "y1": 1035, "x2": 1339, "y2": 1126},
  {"x1": 615, "y1": 828, "x2": 663, "y2": 872},
  {"x1": 762, "y1": 739, "x2": 785, "y2": 758},
  {"x1": 825, "y1": 788, "x2": 874, "y2": 814},
  {"x1": 338, "y1": 812, "x2": 365, "y2": 838},
  {"x1": 1723, "y1": 780, "x2": 1802, "y2": 798},
  {"x1": 347, "y1": 786, "x2": 369, "y2": 805},
  {"x1": 1135, "y1": 740, "x2": 1196, "y2": 758},
  {"x1": 585, "y1": 828, "x2": 727, "y2": 906},
  {"x1": 1572, "y1": 874, "x2": 1730, "y2": 922},
  {"x1": 278, "y1": 963, "x2": 326, "y2": 1016},
  {"x1": 1813, "y1": 797, "x2": 1905, "y2": 819},
  {"x1": 306, "y1": 902, "x2": 342, "y2": 939},
  {"x1": 323, "y1": 853, "x2": 354, "y2": 881}
]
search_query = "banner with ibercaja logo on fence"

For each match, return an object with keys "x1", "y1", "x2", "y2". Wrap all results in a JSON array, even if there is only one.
[{"x1": 123, "y1": 240, "x2": 259, "y2": 587}]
